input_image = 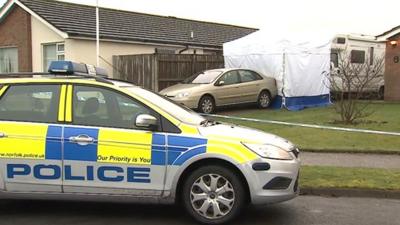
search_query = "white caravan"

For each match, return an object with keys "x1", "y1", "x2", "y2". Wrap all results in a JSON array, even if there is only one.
[{"x1": 331, "y1": 34, "x2": 386, "y2": 98}]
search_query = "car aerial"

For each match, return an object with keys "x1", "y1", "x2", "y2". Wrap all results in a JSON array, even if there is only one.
[
  {"x1": 159, "y1": 68, "x2": 278, "y2": 114},
  {"x1": 0, "y1": 61, "x2": 300, "y2": 224}
]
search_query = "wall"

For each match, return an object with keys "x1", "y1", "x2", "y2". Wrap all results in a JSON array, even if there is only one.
[
  {"x1": 0, "y1": 5, "x2": 32, "y2": 72},
  {"x1": 31, "y1": 16, "x2": 204, "y2": 74},
  {"x1": 65, "y1": 39, "x2": 204, "y2": 78},
  {"x1": 31, "y1": 16, "x2": 64, "y2": 72},
  {"x1": 385, "y1": 34, "x2": 400, "y2": 101}
]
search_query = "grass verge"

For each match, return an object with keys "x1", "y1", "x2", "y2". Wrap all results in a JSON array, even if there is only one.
[
  {"x1": 216, "y1": 102, "x2": 400, "y2": 153},
  {"x1": 217, "y1": 118, "x2": 400, "y2": 154},
  {"x1": 300, "y1": 166, "x2": 400, "y2": 190}
]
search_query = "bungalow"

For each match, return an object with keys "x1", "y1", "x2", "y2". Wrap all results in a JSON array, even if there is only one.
[
  {"x1": 377, "y1": 26, "x2": 400, "y2": 101},
  {"x1": 0, "y1": 0, "x2": 256, "y2": 76}
]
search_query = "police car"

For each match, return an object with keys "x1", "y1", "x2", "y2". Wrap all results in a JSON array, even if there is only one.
[{"x1": 0, "y1": 61, "x2": 300, "y2": 224}]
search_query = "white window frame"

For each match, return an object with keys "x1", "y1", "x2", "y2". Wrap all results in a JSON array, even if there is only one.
[
  {"x1": 56, "y1": 43, "x2": 65, "y2": 60},
  {"x1": 42, "y1": 42, "x2": 65, "y2": 71}
]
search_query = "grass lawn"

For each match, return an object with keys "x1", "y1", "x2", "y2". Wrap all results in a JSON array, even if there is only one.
[
  {"x1": 214, "y1": 102, "x2": 400, "y2": 153},
  {"x1": 301, "y1": 166, "x2": 400, "y2": 190}
]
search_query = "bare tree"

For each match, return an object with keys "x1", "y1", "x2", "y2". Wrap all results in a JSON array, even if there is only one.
[{"x1": 329, "y1": 50, "x2": 385, "y2": 124}]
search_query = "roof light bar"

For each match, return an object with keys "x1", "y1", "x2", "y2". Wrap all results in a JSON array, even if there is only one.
[{"x1": 48, "y1": 61, "x2": 108, "y2": 77}]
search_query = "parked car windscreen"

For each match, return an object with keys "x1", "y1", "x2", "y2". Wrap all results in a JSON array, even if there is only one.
[
  {"x1": 124, "y1": 87, "x2": 205, "y2": 125},
  {"x1": 182, "y1": 70, "x2": 222, "y2": 84}
]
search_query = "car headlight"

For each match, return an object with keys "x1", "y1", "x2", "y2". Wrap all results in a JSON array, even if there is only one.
[
  {"x1": 242, "y1": 143, "x2": 293, "y2": 160},
  {"x1": 176, "y1": 92, "x2": 190, "y2": 99}
]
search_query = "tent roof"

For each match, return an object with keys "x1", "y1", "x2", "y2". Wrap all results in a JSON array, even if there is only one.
[{"x1": 223, "y1": 30, "x2": 333, "y2": 55}]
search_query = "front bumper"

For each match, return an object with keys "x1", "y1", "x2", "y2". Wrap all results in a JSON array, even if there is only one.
[
  {"x1": 240, "y1": 157, "x2": 301, "y2": 205},
  {"x1": 168, "y1": 97, "x2": 199, "y2": 109}
]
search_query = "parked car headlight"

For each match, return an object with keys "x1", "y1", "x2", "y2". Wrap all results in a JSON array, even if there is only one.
[
  {"x1": 242, "y1": 143, "x2": 293, "y2": 160},
  {"x1": 176, "y1": 92, "x2": 190, "y2": 99}
]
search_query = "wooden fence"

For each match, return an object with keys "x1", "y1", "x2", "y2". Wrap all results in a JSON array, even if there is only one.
[{"x1": 113, "y1": 54, "x2": 224, "y2": 91}]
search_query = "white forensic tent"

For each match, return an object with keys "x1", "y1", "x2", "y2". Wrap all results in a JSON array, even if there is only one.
[{"x1": 223, "y1": 30, "x2": 333, "y2": 110}]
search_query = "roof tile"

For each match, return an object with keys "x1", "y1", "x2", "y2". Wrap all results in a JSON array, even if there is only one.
[{"x1": 18, "y1": 0, "x2": 257, "y2": 48}]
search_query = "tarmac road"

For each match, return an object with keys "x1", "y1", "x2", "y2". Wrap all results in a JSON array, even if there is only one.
[{"x1": 0, "y1": 196, "x2": 399, "y2": 225}]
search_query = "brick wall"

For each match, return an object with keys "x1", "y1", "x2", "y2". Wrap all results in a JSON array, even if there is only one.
[
  {"x1": 385, "y1": 33, "x2": 400, "y2": 101},
  {"x1": 0, "y1": 5, "x2": 32, "y2": 72}
]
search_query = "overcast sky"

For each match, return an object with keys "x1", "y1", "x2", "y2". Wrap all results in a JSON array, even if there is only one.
[{"x1": 1, "y1": 0, "x2": 398, "y2": 36}]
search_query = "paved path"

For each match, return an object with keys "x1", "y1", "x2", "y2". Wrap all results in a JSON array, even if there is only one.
[
  {"x1": 0, "y1": 196, "x2": 399, "y2": 225},
  {"x1": 301, "y1": 152, "x2": 400, "y2": 169}
]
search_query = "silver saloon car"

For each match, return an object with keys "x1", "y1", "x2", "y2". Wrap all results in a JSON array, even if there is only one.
[{"x1": 159, "y1": 69, "x2": 277, "y2": 113}]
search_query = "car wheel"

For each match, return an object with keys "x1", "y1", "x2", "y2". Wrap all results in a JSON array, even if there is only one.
[
  {"x1": 182, "y1": 165, "x2": 246, "y2": 225},
  {"x1": 257, "y1": 91, "x2": 271, "y2": 109},
  {"x1": 198, "y1": 96, "x2": 215, "y2": 114}
]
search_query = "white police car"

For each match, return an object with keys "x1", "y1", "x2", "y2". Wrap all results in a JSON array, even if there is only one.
[{"x1": 0, "y1": 61, "x2": 300, "y2": 224}]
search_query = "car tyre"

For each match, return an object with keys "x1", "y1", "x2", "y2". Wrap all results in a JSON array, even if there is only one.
[
  {"x1": 257, "y1": 91, "x2": 271, "y2": 109},
  {"x1": 198, "y1": 95, "x2": 216, "y2": 114},
  {"x1": 182, "y1": 165, "x2": 247, "y2": 225}
]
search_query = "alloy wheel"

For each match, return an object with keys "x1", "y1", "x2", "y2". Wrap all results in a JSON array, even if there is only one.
[
  {"x1": 259, "y1": 93, "x2": 270, "y2": 108},
  {"x1": 201, "y1": 99, "x2": 214, "y2": 114},
  {"x1": 190, "y1": 174, "x2": 235, "y2": 220}
]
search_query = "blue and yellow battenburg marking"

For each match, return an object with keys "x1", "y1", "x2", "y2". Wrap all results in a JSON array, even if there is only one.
[
  {"x1": 0, "y1": 122, "x2": 47, "y2": 159},
  {"x1": 152, "y1": 134, "x2": 207, "y2": 166},
  {"x1": 45, "y1": 125, "x2": 207, "y2": 166},
  {"x1": 0, "y1": 123, "x2": 257, "y2": 165}
]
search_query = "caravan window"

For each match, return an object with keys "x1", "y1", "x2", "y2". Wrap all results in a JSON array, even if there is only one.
[
  {"x1": 350, "y1": 50, "x2": 365, "y2": 64},
  {"x1": 369, "y1": 47, "x2": 374, "y2": 65},
  {"x1": 336, "y1": 37, "x2": 346, "y2": 44}
]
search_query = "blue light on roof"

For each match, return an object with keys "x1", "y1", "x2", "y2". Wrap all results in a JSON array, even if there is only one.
[{"x1": 48, "y1": 61, "x2": 108, "y2": 77}]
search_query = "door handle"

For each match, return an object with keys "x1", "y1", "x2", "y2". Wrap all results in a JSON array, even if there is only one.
[
  {"x1": 69, "y1": 134, "x2": 95, "y2": 146},
  {"x1": 0, "y1": 132, "x2": 7, "y2": 138}
]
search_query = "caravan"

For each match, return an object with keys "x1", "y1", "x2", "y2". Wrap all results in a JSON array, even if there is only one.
[{"x1": 331, "y1": 34, "x2": 386, "y2": 98}]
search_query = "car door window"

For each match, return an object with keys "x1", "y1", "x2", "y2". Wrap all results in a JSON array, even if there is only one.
[
  {"x1": 73, "y1": 85, "x2": 154, "y2": 129},
  {"x1": 219, "y1": 71, "x2": 240, "y2": 85},
  {"x1": 0, "y1": 84, "x2": 60, "y2": 123},
  {"x1": 239, "y1": 70, "x2": 263, "y2": 83}
]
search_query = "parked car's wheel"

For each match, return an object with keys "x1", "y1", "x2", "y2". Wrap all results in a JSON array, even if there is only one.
[
  {"x1": 257, "y1": 91, "x2": 271, "y2": 109},
  {"x1": 182, "y1": 165, "x2": 246, "y2": 225},
  {"x1": 198, "y1": 95, "x2": 215, "y2": 114}
]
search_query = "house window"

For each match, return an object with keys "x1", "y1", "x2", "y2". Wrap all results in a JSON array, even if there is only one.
[
  {"x1": 0, "y1": 47, "x2": 18, "y2": 73},
  {"x1": 43, "y1": 43, "x2": 65, "y2": 71},
  {"x1": 350, "y1": 50, "x2": 365, "y2": 64}
]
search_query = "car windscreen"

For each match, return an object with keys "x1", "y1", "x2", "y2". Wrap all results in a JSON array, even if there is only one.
[
  {"x1": 124, "y1": 87, "x2": 205, "y2": 126},
  {"x1": 182, "y1": 71, "x2": 222, "y2": 84}
]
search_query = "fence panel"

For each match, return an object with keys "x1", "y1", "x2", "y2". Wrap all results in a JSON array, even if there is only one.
[
  {"x1": 113, "y1": 54, "x2": 224, "y2": 91},
  {"x1": 113, "y1": 54, "x2": 155, "y2": 90}
]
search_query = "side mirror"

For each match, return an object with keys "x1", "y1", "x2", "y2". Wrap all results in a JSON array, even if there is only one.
[
  {"x1": 216, "y1": 80, "x2": 225, "y2": 86},
  {"x1": 135, "y1": 114, "x2": 158, "y2": 129}
]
